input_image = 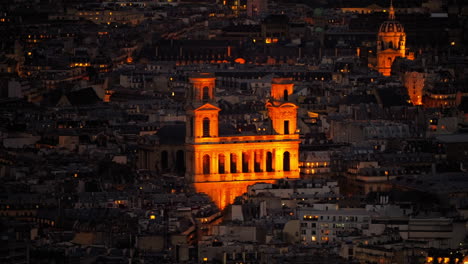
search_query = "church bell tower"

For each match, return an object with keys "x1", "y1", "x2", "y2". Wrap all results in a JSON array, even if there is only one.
[
  {"x1": 266, "y1": 77, "x2": 298, "y2": 135},
  {"x1": 185, "y1": 73, "x2": 220, "y2": 143}
]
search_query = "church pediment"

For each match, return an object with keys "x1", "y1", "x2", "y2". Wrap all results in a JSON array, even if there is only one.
[{"x1": 194, "y1": 103, "x2": 221, "y2": 112}]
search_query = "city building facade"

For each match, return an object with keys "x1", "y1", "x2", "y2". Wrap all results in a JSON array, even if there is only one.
[{"x1": 185, "y1": 74, "x2": 300, "y2": 208}]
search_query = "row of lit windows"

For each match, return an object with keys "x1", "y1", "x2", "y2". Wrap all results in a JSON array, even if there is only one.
[
  {"x1": 303, "y1": 215, "x2": 361, "y2": 222},
  {"x1": 302, "y1": 236, "x2": 328, "y2": 242},
  {"x1": 425, "y1": 257, "x2": 457, "y2": 264},
  {"x1": 27, "y1": 34, "x2": 50, "y2": 39},
  {"x1": 431, "y1": 95, "x2": 451, "y2": 99},
  {"x1": 264, "y1": 38, "x2": 279, "y2": 44},
  {"x1": 299, "y1": 162, "x2": 328, "y2": 168},
  {"x1": 70, "y1": 63, "x2": 91, "y2": 68},
  {"x1": 78, "y1": 12, "x2": 112, "y2": 15},
  {"x1": 301, "y1": 222, "x2": 345, "y2": 228}
]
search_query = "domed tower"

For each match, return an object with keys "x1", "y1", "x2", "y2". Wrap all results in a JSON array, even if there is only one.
[{"x1": 376, "y1": 1, "x2": 406, "y2": 76}]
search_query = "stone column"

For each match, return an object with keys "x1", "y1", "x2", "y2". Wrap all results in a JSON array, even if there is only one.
[
  {"x1": 275, "y1": 149, "x2": 282, "y2": 172},
  {"x1": 237, "y1": 151, "x2": 242, "y2": 174},
  {"x1": 260, "y1": 150, "x2": 266, "y2": 172},
  {"x1": 211, "y1": 152, "x2": 218, "y2": 175},
  {"x1": 225, "y1": 152, "x2": 230, "y2": 174},
  {"x1": 195, "y1": 152, "x2": 200, "y2": 175}
]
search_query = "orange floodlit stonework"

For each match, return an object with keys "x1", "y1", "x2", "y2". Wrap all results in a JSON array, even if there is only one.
[
  {"x1": 376, "y1": 2, "x2": 406, "y2": 76},
  {"x1": 270, "y1": 77, "x2": 294, "y2": 101},
  {"x1": 403, "y1": 72, "x2": 424, "y2": 105},
  {"x1": 186, "y1": 74, "x2": 300, "y2": 209},
  {"x1": 193, "y1": 180, "x2": 276, "y2": 210}
]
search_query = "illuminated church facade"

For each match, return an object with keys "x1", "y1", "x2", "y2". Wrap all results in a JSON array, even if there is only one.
[
  {"x1": 185, "y1": 73, "x2": 300, "y2": 209},
  {"x1": 376, "y1": 2, "x2": 406, "y2": 76}
]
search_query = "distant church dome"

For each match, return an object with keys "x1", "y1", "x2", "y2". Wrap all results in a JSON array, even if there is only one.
[
  {"x1": 379, "y1": 20, "x2": 404, "y2": 33},
  {"x1": 378, "y1": 1, "x2": 403, "y2": 33},
  {"x1": 376, "y1": 0, "x2": 407, "y2": 77}
]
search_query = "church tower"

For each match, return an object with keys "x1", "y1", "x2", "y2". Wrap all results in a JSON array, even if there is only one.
[
  {"x1": 376, "y1": 1, "x2": 406, "y2": 76},
  {"x1": 266, "y1": 77, "x2": 298, "y2": 136},
  {"x1": 185, "y1": 73, "x2": 221, "y2": 143}
]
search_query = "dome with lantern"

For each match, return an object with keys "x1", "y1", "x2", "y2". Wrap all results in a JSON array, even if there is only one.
[{"x1": 378, "y1": 1, "x2": 404, "y2": 33}]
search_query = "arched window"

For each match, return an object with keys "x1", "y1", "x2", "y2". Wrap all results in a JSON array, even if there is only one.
[
  {"x1": 203, "y1": 118, "x2": 210, "y2": 137},
  {"x1": 230, "y1": 153, "x2": 237, "y2": 173},
  {"x1": 283, "y1": 151, "x2": 290, "y2": 172},
  {"x1": 284, "y1": 89, "x2": 288, "y2": 101},
  {"x1": 161, "y1": 151, "x2": 168, "y2": 170},
  {"x1": 202, "y1": 86, "x2": 210, "y2": 100},
  {"x1": 203, "y1": 154, "x2": 210, "y2": 174},
  {"x1": 266, "y1": 151, "x2": 273, "y2": 172},
  {"x1": 389, "y1": 41, "x2": 393, "y2": 49},
  {"x1": 242, "y1": 152, "x2": 249, "y2": 173},
  {"x1": 218, "y1": 154, "x2": 225, "y2": 174}
]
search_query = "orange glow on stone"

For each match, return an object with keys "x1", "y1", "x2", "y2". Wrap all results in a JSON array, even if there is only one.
[
  {"x1": 270, "y1": 77, "x2": 294, "y2": 101},
  {"x1": 186, "y1": 74, "x2": 300, "y2": 210},
  {"x1": 194, "y1": 180, "x2": 276, "y2": 209},
  {"x1": 234, "y1": 58, "x2": 246, "y2": 64}
]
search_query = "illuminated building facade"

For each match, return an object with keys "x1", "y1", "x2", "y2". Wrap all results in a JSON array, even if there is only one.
[
  {"x1": 423, "y1": 90, "x2": 465, "y2": 108},
  {"x1": 376, "y1": 2, "x2": 406, "y2": 76},
  {"x1": 186, "y1": 73, "x2": 300, "y2": 209},
  {"x1": 50, "y1": 10, "x2": 145, "y2": 26},
  {"x1": 403, "y1": 71, "x2": 425, "y2": 105},
  {"x1": 223, "y1": 0, "x2": 247, "y2": 13}
]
